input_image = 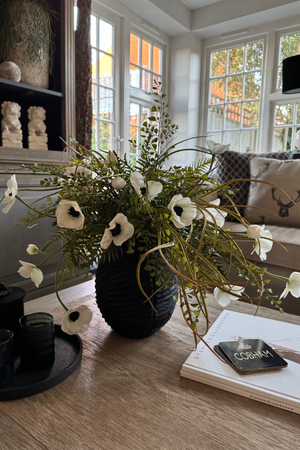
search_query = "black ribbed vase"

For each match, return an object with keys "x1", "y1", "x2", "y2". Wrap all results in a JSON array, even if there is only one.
[{"x1": 95, "y1": 252, "x2": 178, "y2": 338}]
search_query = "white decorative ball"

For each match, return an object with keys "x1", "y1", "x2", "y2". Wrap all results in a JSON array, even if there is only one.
[{"x1": 0, "y1": 61, "x2": 21, "y2": 82}]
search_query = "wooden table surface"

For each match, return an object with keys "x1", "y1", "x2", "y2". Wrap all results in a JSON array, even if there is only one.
[{"x1": 1, "y1": 280, "x2": 299, "y2": 450}]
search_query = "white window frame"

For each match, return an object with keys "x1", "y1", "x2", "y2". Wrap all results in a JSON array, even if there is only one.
[
  {"x1": 200, "y1": 16, "x2": 300, "y2": 155},
  {"x1": 269, "y1": 27, "x2": 300, "y2": 152},
  {"x1": 90, "y1": 3, "x2": 121, "y2": 154},
  {"x1": 202, "y1": 35, "x2": 266, "y2": 154},
  {"x1": 128, "y1": 23, "x2": 168, "y2": 160}
]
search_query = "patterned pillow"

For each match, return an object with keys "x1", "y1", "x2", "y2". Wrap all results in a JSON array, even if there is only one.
[
  {"x1": 245, "y1": 158, "x2": 300, "y2": 227},
  {"x1": 215, "y1": 150, "x2": 293, "y2": 220}
]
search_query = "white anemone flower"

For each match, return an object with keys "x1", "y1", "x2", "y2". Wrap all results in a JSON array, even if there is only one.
[
  {"x1": 196, "y1": 198, "x2": 227, "y2": 228},
  {"x1": 207, "y1": 140, "x2": 230, "y2": 155},
  {"x1": 168, "y1": 194, "x2": 197, "y2": 229},
  {"x1": 18, "y1": 261, "x2": 43, "y2": 288},
  {"x1": 61, "y1": 305, "x2": 93, "y2": 335},
  {"x1": 64, "y1": 166, "x2": 92, "y2": 177},
  {"x1": 252, "y1": 228, "x2": 273, "y2": 261},
  {"x1": 130, "y1": 171, "x2": 162, "y2": 199},
  {"x1": 55, "y1": 200, "x2": 85, "y2": 230},
  {"x1": 280, "y1": 272, "x2": 300, "y2": 299},
  {"x1": 213, "y1": 285, "x2": 245, "y2": 307},
  {"x1": 1, "y1": 174, "x2": 18, "y2": 213},
  {"x1": 111, "y1": 177, "x2": 126, "y2": 190},
  {"x1": 26, "y1": 244, "x2": 39, "y2": 255},
  {"x1": 100, "y1": 213, "x2": 134, "y2": 249}
]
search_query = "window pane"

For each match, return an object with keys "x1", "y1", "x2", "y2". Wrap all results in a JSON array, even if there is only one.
[
  {"x1": 153, "y1": 46, "x2": 162, "y2": 75},
  {"x1": 99, "y1": 52, "x2": 113, "y2": 87},
  {"x1": 99, "y1": 121, "x2": 113, "y2": 151},
  {"x1": 130, "y1": 33, "x2": 140, "y2": 65},
  {"x1": 92, "y1": 120, "x2": 97, "y2": 150},
  {"x1": 130, "y1": 103, "x2": 139, "y2": 125},
  {"x1": 245, "y1": 72, "x2": 261, "y2": 100},
  {"x1": 92, "y1": 84, "x2": 97, "y2": 118},
  {"x1": 99, "y1": 87, "x2": 113, "y2": 121},
  {"x1": 225, "y1": 103, "x2": 242, "y2": 129},
  {"x1": 211, "y1": 50, "x2": 227, "y2": 77},
  {"x1": 246, "y1": 42, "x2": 263, "y2": 71},
  {"x1": 91, "y1": 15, "x2": 97, "y2": 47},
  {"x1": 228, "y1": 46, "x2": 244, "y2": 74},
  {"x1": 130, "y1": 126, "x2": 138, "y2": 153},
  {"x1": 223, "y1": 131, "x2": 240, "y2": 150},
  {"x1": 130, "y1": 65, "x2": 140, "y2": 88},
  {"x1": 241, "y1": 130, "x2": 257, "y2": 152},
  {"x1": 99, "y1": 20, "x2": 113, "y2": 54},
  {"x1": 210, "y1": 78, "x2": 225, "y2": 104},
  {"x1": 297, "y1": 104, "x2": 300, "y2": 124},
  {"x1": 243, "y1": 101, "x2": 259, "y2": 128},
  {"x1": 275, "y1": 104, "x2": 294, "y2": 125},
  {"x1": 279, "y1": 33, "x2": 300, "y2": 64},
  {"x1": 208, "y1": 105, "x2": 224, "y2": 131},
  {"x1": 142, "y1": 69, "x2": 150, "y2": 91},
  {"x1": 92, "y1": 49, "x2": 97, "y2": 83},
  {"x1": 277, "y1": 66, "x2": 282, "y2": 90},
  {"x1": 273, "y1": 127, "x2": 293, "y2": 152},
  {"x1": 226, "y1": 75, "x2": 242, "y2": 102},
  {"x1": 142, "y1": 107, "x2": 150, "y2": 123},
  {"x1": 142, "y1": 40, "x2": 150, "y2": 70}
]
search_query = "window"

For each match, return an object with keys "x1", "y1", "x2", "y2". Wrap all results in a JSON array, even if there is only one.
[
  {"x1": 91, "y1": 16, "x2": 115, "y2": 151},
  {"x1": 129, "y1": 32, "x2": 164, "y2": 163},
  {"x1": 207, "y1": 41, "x2": 263, "y2": 152},
  {"x1": 130, "y1": 33, "x2": 162, "y2": 93},
  {"x1": 129, "y1": 103, "x2": 151, "y2": 164},
  {"x1": 272, "y1": 32, "x2": 300, "y2": 151}
]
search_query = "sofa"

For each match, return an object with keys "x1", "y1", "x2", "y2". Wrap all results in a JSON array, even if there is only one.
[{"x1": 215, "y1": 150, "x2": 300, "y2": 316}]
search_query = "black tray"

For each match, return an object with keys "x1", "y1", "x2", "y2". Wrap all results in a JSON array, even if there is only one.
[{"x1": 0, "y1": 324, "x2": 82, "y2": 401}]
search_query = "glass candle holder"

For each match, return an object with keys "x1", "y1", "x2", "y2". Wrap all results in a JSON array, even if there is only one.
[
  {"x1": 0, "y1": 329, "x2": 14, "y2": 386},
  {"x1": 19, "y1": 313, "x2": 55, "y2": 370}
]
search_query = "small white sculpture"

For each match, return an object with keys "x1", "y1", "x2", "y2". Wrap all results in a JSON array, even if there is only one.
[
  {"x1": 28, "y1": 106, "x2": 48, "y2": 150},
  {"x1": 1, "y1": 101, "x2": 23, "y2": 148}
]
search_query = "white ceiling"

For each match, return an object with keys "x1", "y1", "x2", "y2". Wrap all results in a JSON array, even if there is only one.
[
  {"x1": 179, "y1": 0, "x2": 223, "y2": 9},
  {"x1": 117, "y1": 0, "x2": 300, "y2": 38}
]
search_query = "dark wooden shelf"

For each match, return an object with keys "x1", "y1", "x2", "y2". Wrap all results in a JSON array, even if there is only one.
[{"x1": 0, "y1": 77, "x2": 63, "y2": 99}]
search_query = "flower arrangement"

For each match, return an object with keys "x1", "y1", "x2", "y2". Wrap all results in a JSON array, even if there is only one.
[{"x1": 1, "y1": 83, "x2": 299, "y2": 341}]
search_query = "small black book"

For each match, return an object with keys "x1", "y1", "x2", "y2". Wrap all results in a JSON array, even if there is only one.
[{"x1": 214, "y1": 339, "x2": 288, "y2": 374}]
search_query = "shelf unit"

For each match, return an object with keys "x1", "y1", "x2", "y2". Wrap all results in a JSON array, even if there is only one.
[{"x1": 0, "y1": 0, "x2": 75, "y2": 154}]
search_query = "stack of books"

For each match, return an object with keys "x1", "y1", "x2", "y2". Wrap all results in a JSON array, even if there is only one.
[{"x1": 181, "y1": 310, "x2": 300, "y2": 414}]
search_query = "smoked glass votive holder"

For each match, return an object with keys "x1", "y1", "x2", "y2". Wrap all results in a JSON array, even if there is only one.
[
  {"x1": 19, "y1": 313, "x2": 55, "y2": 370},
  {"x1": 0, "y1": 329, "x2": 14, "y2": 386}
]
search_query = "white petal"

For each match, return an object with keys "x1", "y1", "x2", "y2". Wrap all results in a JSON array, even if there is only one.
[
  {"x1": 18, "y1": 261, "x2": 36, "y2": 278},
  {"x1": 147, "y1": 181, "x2": 163, "y2": 199},
  {"x1": 26, "y1": 244, "x2": 39, "y2": 255},
  {"x1": 213, "y1": 287, "x2": 232, "y2": 307},
  {"x1": 31, "y1": 267, "x2": 43, "y2": 287},
  {"x1": 100, "y1": 228, "x2": 113, "y2": 249}
]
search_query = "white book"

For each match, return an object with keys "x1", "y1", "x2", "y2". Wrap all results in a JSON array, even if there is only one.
[{"x1": 180, "y1": 310, "x2": 300, "y2": 414}]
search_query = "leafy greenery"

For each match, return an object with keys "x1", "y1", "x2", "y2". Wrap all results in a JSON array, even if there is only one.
[{"x1": 10, "y1": 82, "x2": 282, "y2": 344}]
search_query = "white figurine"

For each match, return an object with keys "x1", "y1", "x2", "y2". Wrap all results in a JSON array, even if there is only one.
[
  {"x1": 1, "y1": 101, "x2": 23, "y2": 148},
  {"x1": 28, "y1": 106, "x2": 48, "y2": 150}
]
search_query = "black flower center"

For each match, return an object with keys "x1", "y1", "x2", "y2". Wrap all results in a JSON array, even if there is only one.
[
  {"x1": 140, "y1": 187, "x2": 146, "y2": 195},
  {"x1": 69, "y1": 311, "x2": 80, "y2": 322},
  {"x1": 9, "y1": 192, "x2": 12, "y2": 196},
  {"x1": 174, "y1": 205, "x2": 183, "y2": 217},
  {"x1": 111, "y1": 223, "x2": 121, "y2": 237},
  {"x1": 68, "y1": 206, "x2": 80, "y2": 218}
]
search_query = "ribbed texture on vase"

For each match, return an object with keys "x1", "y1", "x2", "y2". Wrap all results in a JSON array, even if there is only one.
[{"x1": 95, "y1": 252, "x2": 178, "y2": 338}]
